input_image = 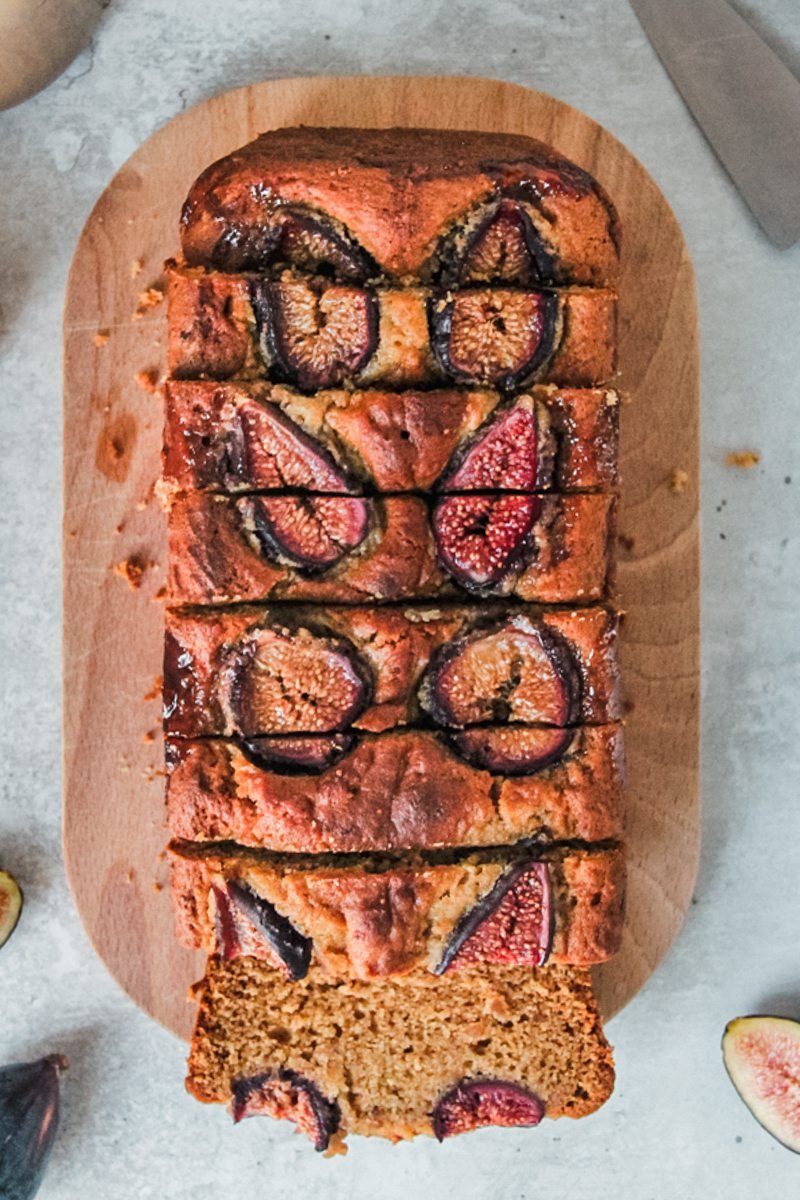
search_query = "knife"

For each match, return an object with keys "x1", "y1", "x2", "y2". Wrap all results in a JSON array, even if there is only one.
[{"x1": 629, "y1": 0, "x2": 800, "y2": 249}]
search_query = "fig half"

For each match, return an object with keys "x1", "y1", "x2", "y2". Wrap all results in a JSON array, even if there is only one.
[
  {"x1": 241, "y1": 495, "x2": 370, "y2": 572},
  {"x1": 722, "y1": 1015, "x2": 800, "y2": 1153},
  {"x1": 231, "y1": 1068, "x2": 341, "y2": 1151},
  {"x1": 420, "y1": 616, "x2": 578, "y2": 727},
  {"x1": 240, "y1": 732, "x2": 357, "y2": 775},
  {"x1": 0, "y1": 869, "x2": 22, "y2": 950},
  {"x1": 433, "y1": 494, "x2": 539, "y2": 593},
  {"x1": 438, "y1": 396, "x2": 538, "y2": 492},
  {"x1": 260, "y1": 279, "x2": 378, "y2": 390},
  {"x1": 227, "y1": 399, "x2": 354, "y2": 493},
  {"x1": 435, "y1": 861, "x2": 552, "y2": 973},
  {"x1": 430, "y1": 288, "x2": 558, "y2": 388},
  {"x1": 448, "y1": 725, "x2": 574, "y2": 775},
  {"x1": 443, "y1": 199, "x2": 553, "y2": 286},
  {"x1": 432, "y1": 1078, "x2": 544, "y2": 1140},
  {"x1": 213, "y1": 881, "x2": 312, "y2": 980}
]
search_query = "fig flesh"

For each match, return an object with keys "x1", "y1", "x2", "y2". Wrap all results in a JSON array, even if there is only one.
[
  {"x1": 0, "y1": 1054, "x2": 68, "y2": 1200},
  {"x1": 0, "y1": 869, "x2": 22, "y2": 949},
  {"x1": 430, "y1": 288, "x2": 557, "y2": 388},
  {"x1": 241, "y1": 494, "x2": 370, "y2": 571},
  {"x1": 448, "y1": 725, "x2": 573, "y2": 775},
  {"x1": 227, "y1": 399, "x2": 354, "y2": 493},
  {"x1": 227, "y1": 625, "x2": 372, "y2": 735},
  {"x1": 231, "y1": 1068, "x2": 341, "y2": 1151},
  {"x1": 420, "y1": 616, "x2": 578, "y2": 727},
  {"x1": 439, "y1": 396, "x2": 538, "y2": 492},
  {"x1": 722, "y1": 1015, "x2": 800, "y2": 1153},
  {"x1": 435, "y1": 861, "x2": 552, "y2": 973},
  {"x1": 433, "y1": 494, "x2": 539, "y2": 593},
  {"x1": 213, "y1": 881, "x2": 312, "y2": 979},
  {"x1": 240, "y1": 732, "x2": 357, "y2": 775},
  {"x1": 433, "y1": 1077, "x2": 544, "y2": 1140},
  {"x1": 262, "y1": 279, "x2": 378, "y2": 390},
  {"x1": 448, "y1": 200, "x2": 551, "y2": 286}
]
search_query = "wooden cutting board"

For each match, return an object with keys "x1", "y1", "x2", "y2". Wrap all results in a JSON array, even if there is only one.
[{"x1": 63, "y1": 75, "x2": 700, "y2": 1040}]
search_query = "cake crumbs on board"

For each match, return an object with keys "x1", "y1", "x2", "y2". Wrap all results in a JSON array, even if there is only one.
[
  {"x1": 114, "y1": 555, "x2": 148, "y2": 589},
  {"x1": 135, "y1": 368, "x2": 161, "y2": 393},
  {"x1": 134, "y1": 285, "x2": 164, "y2": 320},
  {"x1": 94, "y1": 329, "x2": 110, "y2": 347},
  {"x1": 670, "y1": 467, "x2": 689, "y2": 493},
  {"x1": 725, "y1": 450, "x2": 760, "y2": 469}
]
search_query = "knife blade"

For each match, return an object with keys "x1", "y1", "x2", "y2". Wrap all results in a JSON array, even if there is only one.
[{"x1": 629, "y1": 0, "x2": 800, "y2": 249}]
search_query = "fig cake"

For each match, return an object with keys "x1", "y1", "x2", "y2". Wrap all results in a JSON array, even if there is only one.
[{"x1": 161, "y1": 124, "x2": 625, "y2": 1147}]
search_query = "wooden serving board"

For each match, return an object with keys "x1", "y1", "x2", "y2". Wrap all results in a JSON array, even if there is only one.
[{"x1": 63, "y1": 75, "x2": 699, "y2": 1040}]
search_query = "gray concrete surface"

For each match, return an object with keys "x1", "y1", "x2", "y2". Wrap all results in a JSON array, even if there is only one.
[{"x1": 1, "y1": 1, "x2": 799, "y2": 1196}]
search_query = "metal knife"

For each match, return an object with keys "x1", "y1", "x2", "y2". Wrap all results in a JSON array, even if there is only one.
[{"x1": 629, "y1": 0, "x2": 800, "y2": 249}]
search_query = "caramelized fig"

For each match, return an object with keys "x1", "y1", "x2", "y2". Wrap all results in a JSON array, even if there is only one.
[
  {"x1": 231, "y1": 1068, "x2": 341, "y2": 1151},
  {"x1": 439, "y1": 396, "x2": 538, "y2": 492},
  {"x1": 260, "y1": 279, "x2": 378, "y2": 390},
  {"x1": 433, "y1": 494, "x2": 539, "y2": 593},
  {"x1": 0, "y1": 1054, "x2": 68, "y2": 1200},
  {"x1": 213, "y1": 881, "x2": 312, "y2": 979},
  {"x1": 432, "y1": 1078, "x2": 545, "y2": 1140},
  {"x1": 240, "y1": 732, "x2": 357, "y2": 775},
  {"x1": 227, "y1": 625, "x2": 372, "y2": 735},
  {"x1": 723, "y1": 1016, "x2": 800, "y2": 1153},
  {"x1": 227, "y1": 399, "x2": 354, "y2": 493},
  {"x1": 448, "y1": 725, "x2": 573, "y2": 775},
  {"x1": 276, "y1": 208, "x2": 377, "y2": 281},
  {"x1": 446, "y1": 199, "x2": 552, "y2": 286},
  {"x1": 435, "y1": 861, "x2": 552, "y2": 973},
  {"x1": 240, "y1": 495, "x2": 370, "y2": 572},
  {"x1": 420, "y1": 616, "x2": 578, "y2": 727},
  {"x1": 0, "y1": 869, "x2": 22, "y2": 950},
  {"x1": 430, "y1": 288, "x2": 557, "y2": 388}
]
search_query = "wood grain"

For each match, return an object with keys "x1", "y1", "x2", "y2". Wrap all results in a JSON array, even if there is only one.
[{"x1": 63, "y1": 75, "x2": 699, "y2": 1040}]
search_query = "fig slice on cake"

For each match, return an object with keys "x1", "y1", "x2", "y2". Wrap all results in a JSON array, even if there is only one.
[
  {"x1": 722, "y1": 1015, "x2": 800, "y2": 1153},
  {"x1": 239, "y1": 732, "x2": 358, "y2": 775},
  {"x1": 213, "y1": 882, "x2": 312, "y2": 980},
  {"x1": 231, "y1": 1068, "x2": 341, "y2": 1151},
  {"x1": 438, "y1": 395, "x2": 538, "y2": 492},
  {"x1": 260, "y1": 278, "x2": 378, "y2": 390},
  {"x1": 448, "y1": 725, "x2": 574, "y2": 775},
  {"x1": 435, "y1": 861, "x2": 552, "y2": 974},
  {"x1": 444, "y1": 199, "x2": 554, "y2": 286},
  {"x1": 432, "y1": 494, "x2": 539, "y2": 593},
  {"x1": 429, "y1": 288, "x2": 558, "y2": 388},
  {"x1": 240, "y1": 494, "x2": 370, "y2": 572},
  {"x1": 432, "y1": 1078, "x2": 545, "y2": 1140},
  {"x1": 227, "y1": 398, "x2": 355, "y2": 493}
]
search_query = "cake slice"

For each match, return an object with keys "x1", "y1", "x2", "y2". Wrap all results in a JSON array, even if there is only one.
[
  {"x1": 179, "y1": 126, "x2": 619, "y2": 286},
  {"x1": 170, "y1": 842, "x2": 625, "y2": 977},
  {"x1": 166, "y1": 266, "x2": 617, "y2": 390},
  {"x1": 166, "y1": 491, "x2": 614, "y2": 606},
  {"x1": 166, "y1": 726, "x2": 623, "y2": 850},
  {"x1": 163, "y1": 604, "x2": 621, "y2": 739},
  {"x1": 162, "y1": 381, "x2": 620, "y2": 496},
  {"x1": 187, "y1": 957, "x2": 615, "y2": 1146}
]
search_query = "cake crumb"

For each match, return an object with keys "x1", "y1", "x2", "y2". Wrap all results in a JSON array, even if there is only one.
[
  {"x1": 154, "y1": 586, "x2": 167, "y2": 600},
  {"x1": 323, "y1": 1131, "x2": 349, "y2": 1158},
  {"x1": 144, "y1": 676, "x2": 163, "y2": 702},
  {"x1": 114, "y1": 555, "x2": 147, "y2": 589},
  {"x1": 94, "y1": 329, "x2": 110, "y2": 347},
  {"x1": 725, "y1": 450, "x2": 760, "y2": 469},
  {"x1": 134, "y1": 285, "x2": 164, "y2": 320},
  {"x1": 670, "y1": 467, "x2": 689, "y2": 493},
  {"x1": 143, "y1": 729, "x2": 157, "y2": 744},
  {"x1": 131, "y1": 257, "x2": 144, "y2": 279},
  {"x1": 153, "y1": 881, "x2": 164, "y2": 893},
  {"x1": 135, "y1": 367, "x2": 160, "y2": 393}
]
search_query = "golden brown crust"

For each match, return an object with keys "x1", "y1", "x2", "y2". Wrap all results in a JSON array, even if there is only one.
[
  {"x1": 163, "y1": 604, "x2": 622, "y2": 738},
  {"x1": 165, "y1": 726, "x2": 624, "y2": 851},
  {"x1": 165, "y1": 264, "x2": 617, "y2": 388},
  {"x1": 179, "y1": 126, "x2": 620, "y2": 286},
  {"x1": 170, "y1": 843, "x2": 625, "y2": 975},
  {"x1": 163, "y1": 380, "x2": 620, "y2": 495},
  {"x1": 165, "y1": 491, "x2": 614, "y2": 605},
  {"x1": 187, "y1": 957, "x2": 615, "y2": 1138}
]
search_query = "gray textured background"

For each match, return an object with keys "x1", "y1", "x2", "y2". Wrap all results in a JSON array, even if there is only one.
[{"x1": 1, "y1": 1, "x2": 799, "y2": 1196}]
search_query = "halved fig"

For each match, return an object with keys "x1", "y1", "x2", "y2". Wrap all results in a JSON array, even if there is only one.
[
  {"x1": 263, "y1": 279, "x2": 378, "y2": 390},
  {"x1": 435, "y1": 861, "x2": 552, "y2": 973},
  {"x1": 0, "y1": 870, "x2": 22, "y2": 950},
  {"x1": 228, "y1": 399, "x2": 354, "y2": 493},
  {"x1": 439, "y1": 396, "x2": 538, "y2": 492},
  {"x1": 231, "y1": 1068, "x2": 341, "y2": 1151},
  {"x1": 722, "y1": 1016, "x2": 800, "y2": 1153},
  {"x1": 240, "y1": 732, "x2": 357, "y2": 775},
  {"x1": 433, "y1": 494, "x2": 539, "y2": 593},
  {"x1": 276, "y1": 208, "x2": 377, "y2": 281},
  {"x1": 241, "y1": 495, "x2": 370, "y2": 572},
  {"x1": 449, "y1": 200, "x2": 551, "y2": 286},
  {"x1": 213, "y1": 881, "x2": 312, "y2": 979},
  {"x1": 227, "y1": 625, "x2": 372, "y2": 735},
  {"x1": 430, "y1": 289, "x2": 558, "y2": 388},
  {"x1": 432, "y1": 1078, "x2": 545, "y2": 1140},
  {"x1": 448, "y1": 725, "x2": 573, "y2": 775},
  {"x1": 420, "y1": 616, "x2": 578, "y2": 727}
]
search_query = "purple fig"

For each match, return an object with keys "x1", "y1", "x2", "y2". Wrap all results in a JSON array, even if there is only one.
[
  {"x1": 231, "y1": 1068, "x2": 340, "y2": 1151},
  {"x1": 433, "y1": 1077, "x2": 545, "y2": 1140},
  {"x1": 434, "y1": 861, "x2": 552, "y2": 973}
]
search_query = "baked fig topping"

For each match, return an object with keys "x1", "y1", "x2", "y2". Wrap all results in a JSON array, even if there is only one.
[
  {"x1": 240, "y1": 495, "x2": 370, "y2": 572},
  {"x1": 439, "y1": 396, "x2": 538, "y2": 492},
  {"x1": 420, "y1": 616, "x2": 578, "y2": 727},
  {"x1": 213, "y1": 881, "x2": 312, "y2": 980},
  {"x1": 433, "y1": 494, "x2": 539, "y2": 593},
  {"x1": 448, "y1": 725, "x2": 573, "y2": 775},
  {"x1": 275, "y1": 208, "x2": 377, "y2": 281},
  {"x1": 226, "y1": 399, "x2": 354, "y2": 493},
  {"x1": 450, "y1": 200, "x2": 551, "y2": 286},
  {"x1": 240, "y1": 732, "x2": 357, "y2": 775},
  {"x1": 231, "y1": 1068, "x2": 341, "y2": 1151},
  {"x1": 261, "y1": 279, "x2": 378, "y2": 390},
  {"x1": 430, "y1": 289, "x2": 558, "y2": 388},
  {"x1": 226, "y1": 625, "x2": 372, "y2": 735},
  {"x1": 432, "y1": 1078, "x2": 545, "y2": 1140},
  {"x1": 722, "y1": 1016, "x2": 800, "y2": 1153},
  {"x1": 435, "y1": 861, "x2": 552, "y2": 973},
  {"x1": 0, "y1": 870, "x2": 22, "y2": 950}
]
